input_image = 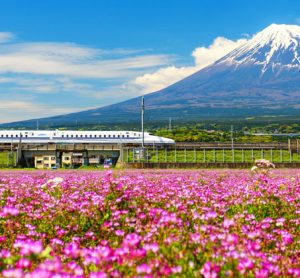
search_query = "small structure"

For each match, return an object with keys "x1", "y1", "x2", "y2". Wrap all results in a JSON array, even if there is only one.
[
  {"x1": 62, "y1": 152, "x2": 72, "y2": 167},
  {"x1": 34, "y1": 155, "x2": 57, "y2": 169}
]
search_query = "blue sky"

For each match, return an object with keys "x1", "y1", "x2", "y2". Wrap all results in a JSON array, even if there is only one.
[{"x1": 0, "y1": 0, "x2": 299, "y2": 122}]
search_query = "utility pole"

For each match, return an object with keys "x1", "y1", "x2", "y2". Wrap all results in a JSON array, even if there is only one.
[
  {"x1": 231, "y1": 125, "x2": 234, "y2": 162},
  {"x1": 141, "y1": 96, "x2": 145, "y2": 149},
  {"x1": 231, "y1": 125, "x2": 234, "y2": 149}
]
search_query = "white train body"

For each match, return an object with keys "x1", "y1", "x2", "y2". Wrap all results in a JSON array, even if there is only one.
[{"x1": 0, "y1": 130, "x2": 175, "y2": 144}]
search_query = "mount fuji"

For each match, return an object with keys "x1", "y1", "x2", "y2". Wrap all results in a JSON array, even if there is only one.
[{"x1": 5, "y1": 23, "x2": 300, "y2": 127}]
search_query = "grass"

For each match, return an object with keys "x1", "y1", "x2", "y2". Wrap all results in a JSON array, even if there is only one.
[
  {"x1": 123, "y1": 148, "x2": 299, "y2": 163},
  {"x1": 0, "y1": 152, "x2": 16, "y2": 167}
]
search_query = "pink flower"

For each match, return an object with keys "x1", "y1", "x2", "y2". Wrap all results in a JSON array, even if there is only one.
[
  {"x1": 172, "y1": 266, "x2": 182, "y2": 274},
  {"x1": 225, "y1": 234, "x2": 239, "y2": 245},
  {"x1": 136, "y1": 263, "x2": 152, "y2": 274},
  {"x1": 238, "y1": 258, "x2": 254, "y2": 274},
  {"x1": 14, "y1": 240, "x2": 43, "y2": 255},
  {"x1": 2, "y1": 268, "x2": 23, "y2": 278},
  {"x1": 143, "y1": 243, "x2": 159, "y2": 253},
  {"x1": 16, "y1": 258, "x2": 31, "y2": 269},
  {"x1": 288, "y1": 268, "x2": 300, "y2": 277},
  {"x1": 115, "y1": 230, "x2": 125, "y2": 236},
  {"x1": 206, "y1": 211, "x2": 218, "y2": 219},
  {"x1": 123, "y1": 233, "x2": 141, "y2": 247},
  {"x1": 90, "y1": 272, "x2": 108, "y2": 278},
  {"x1": 223, "y1": 218, "x2": 234, "y2": 228},
  {"x1": 281, "y1": 233, "x2": 293, "y2": 245},
  {"x1": 64, "y1": 242, "x2": 80, "y2": 258},
  {"x1": 200, "y1": 262, "x2": 220, "y2": 278},
  {"x1": 1, "y1": 206, "x2": 19, "y2": 216}
]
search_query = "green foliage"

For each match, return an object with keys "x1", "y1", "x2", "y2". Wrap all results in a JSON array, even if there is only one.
[{"x1": 226, "y1": 195, "x2": 292, "y2": 221}]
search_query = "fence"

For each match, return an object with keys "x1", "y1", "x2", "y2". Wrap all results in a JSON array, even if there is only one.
[{"x1": 122, "y1": 147, "x2": 299, "y2": 164}]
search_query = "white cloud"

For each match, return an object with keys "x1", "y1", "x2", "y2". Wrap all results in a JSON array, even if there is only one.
[
  {"x1": 130, "y1": 37, "x2": 248, "y2": 93},
  {"x1": 0, "y1": 31, "x2": 250, "y2": 123},
  {"x1": 0, "y1": 42, "x2": 172, "y2": 79},
  {"x1": 131, "y1": 66, "x2": 197, "y2": 93},
  {"x1": 0, "y1": 32, "x2": 14, "y2": 43},
  {"x1": 0, "y1": 76, "x2": 94, "y2": 94},
  {"x1": 192, "y1": 37, "x2": 247, "y2": 68},
  {"x1": 0, "y1": 99, "x2": 95, "y2": 123}
]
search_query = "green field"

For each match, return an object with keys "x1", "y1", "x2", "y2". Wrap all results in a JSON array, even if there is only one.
[
  {"x1": 0, "y1": 152, "x2": 16, "y2": 167},
  {"x1": 123, "y1": 148, "x2": 299, "y2": 163}
]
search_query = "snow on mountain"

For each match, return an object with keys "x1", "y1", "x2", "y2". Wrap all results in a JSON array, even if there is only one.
[{"x1": 219, "y1": 24, "x2": 300, "y2": 75}]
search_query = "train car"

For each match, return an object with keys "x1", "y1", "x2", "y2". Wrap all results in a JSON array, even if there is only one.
[{"x1": 0, "y1": 130, "x2": 175, "y2": 145}]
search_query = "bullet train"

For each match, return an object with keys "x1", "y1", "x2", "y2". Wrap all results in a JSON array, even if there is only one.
[{"x1": 0, "y1": 130, "x2": 175, "y2": 144}]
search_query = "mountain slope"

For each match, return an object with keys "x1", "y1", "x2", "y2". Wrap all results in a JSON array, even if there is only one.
[{"x1": 4, "y1": 23, "x2": 300, "y2": 127}]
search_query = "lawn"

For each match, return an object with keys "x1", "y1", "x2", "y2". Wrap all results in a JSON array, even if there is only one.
[{"x1": 124, "y1": 148, "x2": 299, "y2": 163}]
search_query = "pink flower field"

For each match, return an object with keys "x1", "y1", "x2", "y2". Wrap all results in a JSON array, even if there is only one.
[{"x1": 0, "y1": 169, "x2": 299, "y2": 277}]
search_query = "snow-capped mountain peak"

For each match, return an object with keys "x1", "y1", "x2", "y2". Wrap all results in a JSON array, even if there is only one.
[
  {"x1": 255, "y1": 23, "x2": 300, "y2": 47},
  {"x1": 219, "y1": 24, "x2": 300, "y2": 74}
]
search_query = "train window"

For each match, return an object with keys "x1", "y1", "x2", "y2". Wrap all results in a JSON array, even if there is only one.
[
  {"x1": 80, "y1": 135, "x2": 83, "y2": 138},
  {"x1": 11, "y1": 135, "x2": 13, "y2": 137},
  {"x1": 134, "y1": 133, "x2": 136, "y2": 136},
  {"x1": 85, "y1": 135, "x2": 88, "y2": 137},
  {"x1": 117, "y1": 135, "x2": 120, "y2": 138},
  {"x1": 104, "y1": 135, "x2": 106, "y2": 138},
  {"x1": 90, "y1": 135, "x2": 92, "y2": 138},
  {"x1": 25, "y1": 135, "x2": 28, "y2": 138},
  {"x1": 62, "y1": 135, "x2": 64, "y2": 138},
  {"x1": 1, "y1": 135, "x2": 3, "y2": 137},
  {"x1": 94, "y1": 135, "x2": 97, "y2": 138},
  {"x1": 108, "y1": 135, "x2": 111, "y2": 138},
  {"x1": 71, "y1": 135, "x2": 73, "y2": 138},
  {"x1": 66, "y1": 135, "x2": 69, "y2": 138},
  {"x1": 122, "y1": 135, "x2": 125, "y2": 138},
  {"x1": 16, "y1": 135, "x2": 18, "y2": 137},
  {"x1": 75, "y1": 135, "x2": 78, "y2": 138},
  {"x1": 127, "y1": 135, "x2": 129, "y2": 138},
  {"x1": 6, "y1": 135, "x2": 9, "y2": 137},
  {"x1": 113, "y1": 135, "x2": 115, "y2": 138}
]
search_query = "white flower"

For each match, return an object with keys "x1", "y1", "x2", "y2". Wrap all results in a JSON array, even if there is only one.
[
  {"x1": 41, "y1": 183, "x2": 47, "y2": 189},
  {"x1": 251, "y1": 166, "x2": 258, "y2": 172},
  {"x1": 52, "y1": 177, "x2": 63, "y2": 183},
  {"x1": 41, "y1": 177, "x2": 63, "y2": 189}
]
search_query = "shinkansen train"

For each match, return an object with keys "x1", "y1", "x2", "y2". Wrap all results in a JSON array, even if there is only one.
[{"x1": 0, "y1": 130, "x2": 175, "y2": 144}]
